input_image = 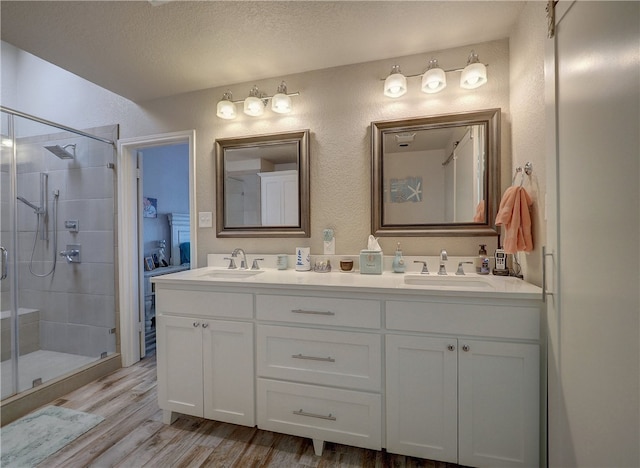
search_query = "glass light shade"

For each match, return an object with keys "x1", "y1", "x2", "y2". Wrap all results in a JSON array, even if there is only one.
[
  {"x1": 244, "y1": 96, "x2": 264, "y2": 116},
  {"x1": 384, "y1": 66, "x2": 407, "y2": 98},
  {"x1": 271, "y1": 93, "x2": 292, "y2": 114},
  {"x1": 421, "y1": 67, "x2": 447, "y2": 94},
  {"x1": 460, "y1": 62, "x2": 487, "y2": 89},
  {"x1": 216, "y1": 99, "x2": 236, "y2": 119}
]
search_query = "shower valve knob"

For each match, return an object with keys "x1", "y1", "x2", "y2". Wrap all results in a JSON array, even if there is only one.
[{"x1": 59, "y1": 244, "x2": 81, "y2": 263}]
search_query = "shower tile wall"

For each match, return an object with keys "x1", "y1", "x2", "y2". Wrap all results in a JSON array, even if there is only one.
[{"x1": 15, "y1": 124, "x2": 117, "y2": 358}]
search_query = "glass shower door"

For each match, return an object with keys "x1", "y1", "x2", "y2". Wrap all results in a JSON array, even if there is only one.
[
  {"x1": 0, "y1": 111, "x2": 17, "y2": 398},
  {"x1": 1, "y1": 108, "x2": 118, "y2": 401}
]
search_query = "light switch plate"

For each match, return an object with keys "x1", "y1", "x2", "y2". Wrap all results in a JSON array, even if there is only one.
[{"x1": 198, "y1": 211, "x2": 212, "y2": 228}]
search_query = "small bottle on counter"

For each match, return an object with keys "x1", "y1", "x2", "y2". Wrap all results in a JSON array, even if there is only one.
[
  {"x1": 478, "y1": 244, "x2": 490, "y2": 275},
  {"x1": 392, "y1": 242, "x2": 406, "y2": 273}
]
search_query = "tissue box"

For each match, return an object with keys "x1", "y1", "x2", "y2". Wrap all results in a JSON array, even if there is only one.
[{"x1": 360, "y1": 250, "x2": 383, "y2": 275}]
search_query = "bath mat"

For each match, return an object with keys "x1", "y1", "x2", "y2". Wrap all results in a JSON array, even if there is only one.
[{"x1": 1, "y1": 405, "x2": 104, "y2": 467}]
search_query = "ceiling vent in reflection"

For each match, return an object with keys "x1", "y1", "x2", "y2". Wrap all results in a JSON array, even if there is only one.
[{"x1": 395, "y1": 133, "x2": 416, "y2": 147}]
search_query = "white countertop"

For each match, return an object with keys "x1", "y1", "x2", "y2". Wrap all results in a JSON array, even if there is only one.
[{"x1": 152, "y1": 265, "x2": 543, "y2": 301}]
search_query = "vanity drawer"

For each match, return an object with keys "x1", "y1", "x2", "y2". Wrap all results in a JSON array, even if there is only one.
[
  {"x1": 256, "y1": 294, "x2": 381, "y2": 328},
  {"x1": 257, "y1": 325, "x2": 381, "y2": 391},
  {"x1": 257, "y1": 378, "x2": 382, "y2": 451},
  {"x1": 156, "y1": 288, "x2": 253, "y2": 319},
  {"x1": 385, "y1": 300, "x2": 540, "y2": 340}
]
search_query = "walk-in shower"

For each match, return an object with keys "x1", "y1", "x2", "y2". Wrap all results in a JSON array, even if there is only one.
[{"x1": 1, "y1": 107, "x2": 119, "y2": 412}]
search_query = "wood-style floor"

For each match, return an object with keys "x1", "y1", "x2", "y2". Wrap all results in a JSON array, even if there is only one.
[{"x1": 36, "y1": 354, "x2": 463, "y2": 467}]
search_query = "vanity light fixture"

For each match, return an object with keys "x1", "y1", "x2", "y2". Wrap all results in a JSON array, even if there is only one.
[
  {"x1": 384, "y1": 65, "x2": 408, "y2": 98},
  {"x1": 421, "y1": 59, "x2": 447, "y2": 94},
  {"x1": 244, "y1": 85, "x2": 266, "y2": 116},
  {"x1": 216, "y1": 91, "x2": 236, "y2": 120},
  {"x1": 215, "y1": 82, "x2": 300, "y2": 119},
  {"x1": 460, "y1": 50, "x2": 487, "y2": 89},
  {"x1": 271, "y1": 81, "x2": 292, "y2": 114},
  {"x1": 382, "y1": 50, "x2": 488, "y2": 97}
]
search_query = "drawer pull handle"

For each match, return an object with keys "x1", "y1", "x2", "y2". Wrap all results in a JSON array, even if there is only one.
[
  {"x1": 292, "y1": 353, "x2": 335, "y2": 363},
  {"x1": 293, "y1": 409, "x2": 336, "y2": 421},
  {"x1": 291, "y1": 309, "x2": 335, "y2": 316}
]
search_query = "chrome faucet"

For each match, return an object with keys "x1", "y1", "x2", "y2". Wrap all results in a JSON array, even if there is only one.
[
  {"x1": 231, "y1": 248, "x2": 247, "y2": 270},
  {"x1": 414, "y1": 260, "x2": 429, "y2": 274},
  {"x1": 438, "y1": 249, "x2": 448, "y2": 275},
  {"x1": 456, "y1": 261, "x2": 474, "y2": 275}
]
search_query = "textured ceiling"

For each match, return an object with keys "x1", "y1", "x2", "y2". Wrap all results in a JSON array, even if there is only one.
[{"x1": 1, "y1": 1, "x2": 525, "y2": 102}]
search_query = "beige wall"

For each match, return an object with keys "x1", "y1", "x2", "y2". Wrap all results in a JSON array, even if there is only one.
[
  {"x1": 139, "y1": 38, "x2": 514, "y2": 269},
  {"x1": 508, "y1": 1, "x2": 547, "y2": 285},
  {"x1": 2, "y1": 2, "x2": 549, "y2": 285}
]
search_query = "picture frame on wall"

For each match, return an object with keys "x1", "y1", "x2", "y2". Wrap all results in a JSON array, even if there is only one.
[
  {"x1": 144, "y1": 256, "x2": 155, "y2": 271},
  {"x1": 143, "y1": 197, "x2": 157, "y2": 218}
]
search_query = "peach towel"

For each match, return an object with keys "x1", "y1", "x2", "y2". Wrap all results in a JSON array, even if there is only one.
[
  {"x1": 473, "y1": 200, "x2": 485, "y2": 223},
  {"x1": 496, "y1": 186, "x2": 533, "y2": 254}
]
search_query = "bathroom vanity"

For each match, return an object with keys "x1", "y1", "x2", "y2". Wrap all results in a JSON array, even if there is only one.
[{"x1": 153, "y1": 266, "x2": 542, "y2": 467}]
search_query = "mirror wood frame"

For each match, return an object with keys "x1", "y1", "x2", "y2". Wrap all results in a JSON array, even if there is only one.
[
  {"x1": 371, "y1": 108, "x2": 501, "y2": 237},
  {"x1": 215, "y1": 129, "x2": 310, "y2": 238}
]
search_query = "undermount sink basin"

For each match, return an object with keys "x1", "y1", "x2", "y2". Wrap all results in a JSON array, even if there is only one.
[
  {"x1": 200, "y1": 269, "x2": 265, "y2": 279},
  {"x1": 404, "y1": 274, "x2": 495, "y2": 290}
]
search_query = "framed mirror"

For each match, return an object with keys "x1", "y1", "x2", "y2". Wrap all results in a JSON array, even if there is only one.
[
  {"x1": 215, "y1": 129, "x2": 310, "y2": 237},
  {"x1": 371, "y1": 108, "x2": 500, "y2": 237}
]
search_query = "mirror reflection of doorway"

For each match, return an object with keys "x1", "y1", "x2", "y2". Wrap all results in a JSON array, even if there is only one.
[{"x1": 139, "y1": 144, "x2": 190, "y2": 355}]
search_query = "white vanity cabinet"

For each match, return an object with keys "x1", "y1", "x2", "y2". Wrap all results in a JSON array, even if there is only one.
[
  {"x1": 155, "y1": 288, "x2": 255, "y2": 427},
  {"x1": 153, "y1": 271, "x2": 542, "y2": 467},
  {"x1": 255, "y1": 293, "x2": 383, "y2": 455},
  {"x1": 385, "y1": 299, "x2": 540, "y2": 467}
]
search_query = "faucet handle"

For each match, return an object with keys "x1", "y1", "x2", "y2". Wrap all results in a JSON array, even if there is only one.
[
  {"x1": 456, "y1": 261, "x2": 474, "y2": 275},
  {"x1": 223, "y1": 257, "x2": 237, "y2": 269},
  {"x1": 414, "y1": 260, "x2": 429, "y2": 274},
  {"x1": 251, "y1": 258, "x2": 264, "y2": 270}
]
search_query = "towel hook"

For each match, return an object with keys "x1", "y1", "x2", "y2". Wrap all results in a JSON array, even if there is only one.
[
  {"x1": 512, "y1": 162, "x2": 533, "y2": 186},
  {"x1": 512, "y1": 166, "x2": 523, "y2": 185}
]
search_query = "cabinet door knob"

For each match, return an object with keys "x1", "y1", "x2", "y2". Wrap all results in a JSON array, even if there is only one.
[
  {"x1": 202, "y1": 323, "x2": 209, "y2": 328},
  {"x1": 462, "y1": 344, "x2": 470, "y2": 352},
  {"x1": 193, "y1": 322, "x2": 200, "y2": 327},
  {"x1": 447, "y1": 344, "x2": 455, "y2": 351}
]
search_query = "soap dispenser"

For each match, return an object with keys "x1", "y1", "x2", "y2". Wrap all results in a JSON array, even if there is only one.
[
  {"x1": 478, "y1": 244, "x2": 490, "y2": 275},
  {"x1": 392, "y1": 242, "x2": 406, "y2": 273}
]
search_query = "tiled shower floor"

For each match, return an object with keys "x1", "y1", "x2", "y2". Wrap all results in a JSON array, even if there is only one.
[{"x1": 1, "y1": 350, "x2": 98, "y2": 399}]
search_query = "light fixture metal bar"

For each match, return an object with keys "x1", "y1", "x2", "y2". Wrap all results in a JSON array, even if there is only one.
[
  {"x1": 231, "y1": 91, "x2": 300, "y2": 104},
  {"x1": 379, "y1": 64, "x2": 489, "y2": 81}
]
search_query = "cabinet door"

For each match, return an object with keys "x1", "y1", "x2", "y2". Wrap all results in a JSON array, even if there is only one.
[
  {"x1": 458, "y1": 340, "x2": 539, "y2": 467},
  {"x1": 202, "y1": 320, "x2": 255, "y2": 426},
  {"x1": 385, "y1": 335, "x2": 458, "y2": 463},
  {"x1": 157, "y1": 315, "x2": 204, "y2": 417}
]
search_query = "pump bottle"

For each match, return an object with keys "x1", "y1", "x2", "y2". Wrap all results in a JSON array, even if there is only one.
[
  {"x1": 478, "y1": 244, "x2": 490, "y2": 275},
  {"x1": 392, "y1": 242, "x2": 406, "y2": 273}
]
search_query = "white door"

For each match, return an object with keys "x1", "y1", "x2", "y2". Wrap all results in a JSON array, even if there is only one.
[
  {"x1": 546, "y1": 2, "x2": 640, "y2": 466},
  {"x1": 458, "y1": 340, "x2": 539, "y2": 467},
  {"x1": 156, "y1": 315, "x2": 203, "y2": 418},
  {"x1": 202, "y1": 320, "x2": 255, "y2": 426},
  {"x1": 385, "y1": 334, "x2": 458, "y2": 463}
]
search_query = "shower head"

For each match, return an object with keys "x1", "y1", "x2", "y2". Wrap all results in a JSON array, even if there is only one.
[{"x1": 44, "y1": 144, "x2": 76, "y2": 160}]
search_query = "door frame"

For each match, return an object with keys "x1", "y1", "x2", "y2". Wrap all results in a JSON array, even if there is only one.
[{"x1": 117, "y1": 130, "x2": 197, "y2": 367}]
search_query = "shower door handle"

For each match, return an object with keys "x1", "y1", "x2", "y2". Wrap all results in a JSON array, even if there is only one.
[{"x1": 0, "y1": 246, "x2": 7, "y2": 280}]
